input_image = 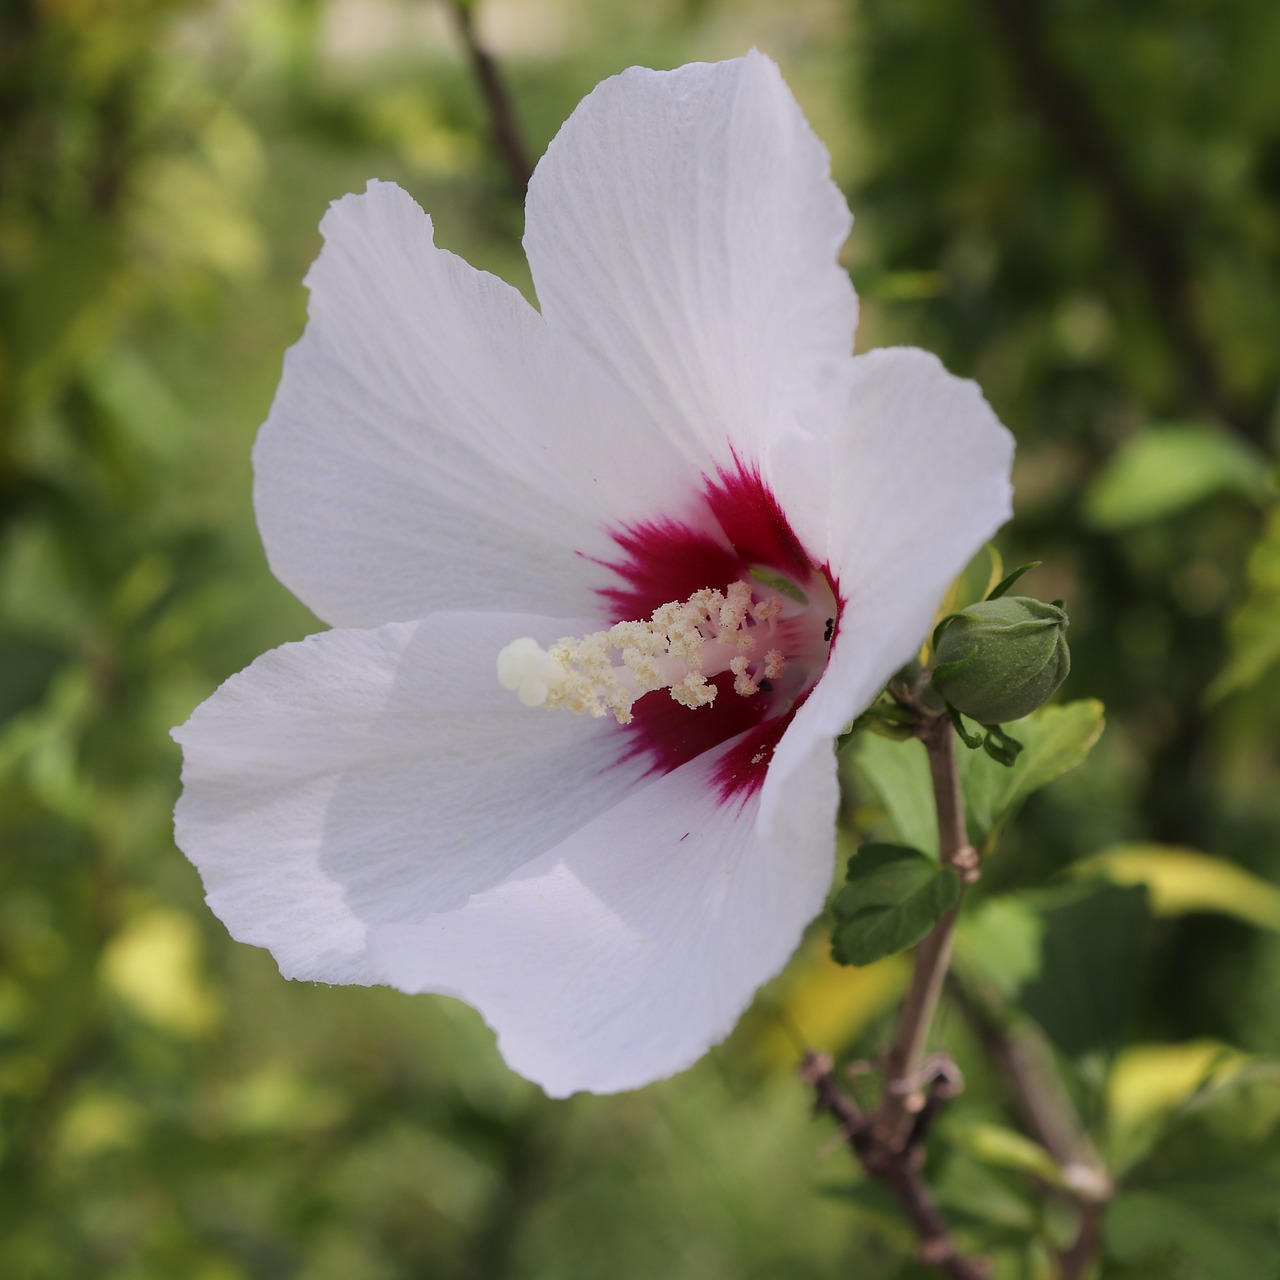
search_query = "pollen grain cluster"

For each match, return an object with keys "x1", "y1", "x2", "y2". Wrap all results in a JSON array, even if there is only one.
[{"x1": 497, "y1": 581, "x2": 786, "y2": 724}]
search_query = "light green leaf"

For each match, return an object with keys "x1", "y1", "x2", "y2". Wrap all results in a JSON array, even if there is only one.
[
  {"x1": 831, "y1": 843, "x2": 961, "y2": 967},
  {"x1": 848, "y1": 701, "x2": 1104, "y2": 857},
  {"x1": 1082, "y1": 423, "x2": 1271, "y2": 531},
  {"x1": 1209, "y1": 504, "x2": 1280, "y2": 700},
  {"x1": 1108, "y1": 1041, "x2": 1247, "y2": 1148},
  {"x1": 845, "y1": 733, "x2": 938, "y2": 856},
  {"x1": 961, "y1": 700, "x2": 1106, "y2": 850},
  {"x1": 1075, "y1": 844, "x2": 1280, "y2": 929},
  {"x1": 100, "y1": 908, "x2": 224, "y2": 1038},
  {"x1": 944, "y1": 1118, "x2": 1065, "y2": 1186},
  {"x1": 953, "y1": 896, "x2": 1045, "y2": 999},
  {"x1": 83, "y1": 346, "x2": 190, "y2": 463},
  {"x1": 1109, "y1": 1063, "x2": 1280, "y2": 1279}
]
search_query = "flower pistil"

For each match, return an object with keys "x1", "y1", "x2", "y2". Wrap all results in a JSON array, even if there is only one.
[{"x1": 498, "y1": 580, "x2": 793, "y2": 724}]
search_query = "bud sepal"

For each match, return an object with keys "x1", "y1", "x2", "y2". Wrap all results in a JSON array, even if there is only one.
[{"x1": 931, "y1": 596, "x2": 1071, "y2": 726}]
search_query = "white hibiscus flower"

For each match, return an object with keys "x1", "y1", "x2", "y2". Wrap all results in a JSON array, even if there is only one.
[{"x1": 173, "y1": 51, "x2": 1013, "y2": 1098}]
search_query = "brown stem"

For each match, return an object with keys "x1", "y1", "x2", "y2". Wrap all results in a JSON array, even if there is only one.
[
  {"x1": 951, "y1": 983, "x2": 1076, "y2": 1167},
  {"x1": 878, "y1": 716, "x2": 976, "y2": 1146},
  {"x1": 803, "y1": 1053, "x2": 990, "y2": 1280},
  {"x1": 803, "y1": 702, "x2": 993, "y2": 1275},
  {"x1": 1054, "y1": 1198, "x2": 1105, "y2": 1280},
  {"x1": 448, "y1": 0, "x2": 533, "y2": 197},
  {"x1": 951, "y1": 981, "x2": 1111, "y2": 1277},
  {"x1": 1057, "y1": 1201, "x2": 1104, "y2": 1280}
]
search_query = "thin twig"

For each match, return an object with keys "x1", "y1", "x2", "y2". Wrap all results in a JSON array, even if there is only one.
[
  {"x1": 877, "y1": 715, "x2": 977, "y2": 1147},
  {"x1": 951, "y1": 979, "x2": 1111, "y2": 1279},
  {"x1": 950, "y1": 982, "x2": 1085, "y2": 1171},
  {"x1": 447, "y1": 0, "x2": 533, "y2": 196},
  {"x1": 803, "y1": 1053, "x2": 990, "y2": 1280},
  {"x1": 803, "y1": 694, "x2": 991, "y2": 1277},
  {"x1": 1057, "y1": 1200, "x2": 1105, "y2": 1280}
]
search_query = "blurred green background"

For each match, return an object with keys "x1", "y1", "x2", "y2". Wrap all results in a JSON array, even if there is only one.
[{"x1": 2, "y1": 1, "x2": 1278, "y2": 1277}]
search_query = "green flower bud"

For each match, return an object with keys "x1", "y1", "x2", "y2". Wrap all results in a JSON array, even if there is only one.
[{"x1": 931, "y1": 596, "x2": 1070, "y2": 724}]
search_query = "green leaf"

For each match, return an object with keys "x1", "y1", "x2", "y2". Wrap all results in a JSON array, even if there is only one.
[
  {"x1": 1128, "y1": 1060, "x2": 1280, "y2": 1174},
  {"x1": 1075, "y1": 844, "x2": 1280, "y2": 929},
  {"x1": 845, "y1": 734, "x2": 939, "y2": 856},
  {"x1": 1082, "y1": 422, "x2": 1272, "y2": 531},
  {"x1": 943, "y1": 1117, "x2": 1065, "y2": 1186},
  {"x1": 831, "y1": 844, "x2": 961, "y2": 967},
  {"x1": 1105, "y1": 1189, "x2": 1279, "y2": 1280},
  {"x1": 1018, "y1": 881, "x2": 1150, "y2": 1059},
  {"x1": 1209, "y1": 503, "x2": 1280, "y2": 700},
  {"x1": 1109, "y1": 1066, "x2": 1280, "y2": 1279},
  {"x1": 953, "y1": 896, "x2": 1045, "y2": 999},
  {"x1": 1107, "y1": 1042, "x2": 1248, "y2": 1165},
  {"x1": 931, "y1": 1154, "x2": 1042, "y2": 1233},
  {"x1": 849, "y1": 701, "x2": 1103, "y2": 859},
  {"x1": 960, "y1": 700, "x2": 1105, "y2": 851}
]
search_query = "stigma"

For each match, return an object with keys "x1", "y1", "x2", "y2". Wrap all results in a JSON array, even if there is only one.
[{"x1": 497, "y1": 581, "x2": 789, "y2": 724}]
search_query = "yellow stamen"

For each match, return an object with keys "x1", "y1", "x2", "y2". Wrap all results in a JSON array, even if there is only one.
[{"x1": 496, "y1": 581, "x2": 785, "y2": 724}]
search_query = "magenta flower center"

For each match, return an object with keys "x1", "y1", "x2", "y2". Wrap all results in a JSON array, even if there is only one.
[{"x1": 600, "y1": 462, "x2": 840, "y2": 801}]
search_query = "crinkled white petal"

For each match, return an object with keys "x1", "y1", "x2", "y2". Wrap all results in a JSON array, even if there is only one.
[
  {"x1": 371, "y1": 732, "x2": 840, "y2": 1097},
  {"x1": 255, "y1": 181, "x2": 693, "y2": 629},
  {"x1": 525, "y1": 50, "x2": 858, "y2": 469},
  {"x1": 760, "y1": 346, "x2": 1015, "y2": 837},
  {"x1": 172, "y1": 613, "x2": 650, "y2": 985}
]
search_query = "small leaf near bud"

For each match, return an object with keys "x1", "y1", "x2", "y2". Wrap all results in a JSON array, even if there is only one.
[
  {"x1": 931, "y1": 596, "x2": 1071, "y2": 726},
  {"x1": 830, "y1": 843, "x2": 961, "y2": 967}
]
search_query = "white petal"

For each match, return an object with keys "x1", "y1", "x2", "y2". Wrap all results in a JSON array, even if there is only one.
[
  {"x1": 172, "y1": 613, "x2": 649, "y2": 985},
  {"x1": 524, "y1": 51, "x2": 858, "y2": 468},
  {"x1": 255, "y1": 181, "x2": 691, "y2": 628},
  {"x1": 371, "y1": 734, "x2": 840, "y2": 1097},
  {"x1": 763, "y1": 347, "x2": 1014, "y2": 822}
]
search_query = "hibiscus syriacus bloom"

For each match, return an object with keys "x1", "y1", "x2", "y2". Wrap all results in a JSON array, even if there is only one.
[{"x1": 173, "y1": 52, "x2": 1013, "y2": 1097}]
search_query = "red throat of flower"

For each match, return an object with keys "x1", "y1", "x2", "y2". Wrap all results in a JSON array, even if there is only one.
[{"x1": 498, "y1": 461, "x2": 841, "y2": 805}]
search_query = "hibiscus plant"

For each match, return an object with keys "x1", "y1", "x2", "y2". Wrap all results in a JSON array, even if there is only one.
[{"x1": 169, "y1": 48, "x2": 1270, "y2": 1280}]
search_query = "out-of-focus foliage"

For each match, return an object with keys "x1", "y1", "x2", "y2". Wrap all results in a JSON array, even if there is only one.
[
  {"x1": 1, "y1": 0, "x2": 1277, "y2": 1277},
  {"x1": 1211, "y1": 502, "x2": 1280, "y2": 699}
]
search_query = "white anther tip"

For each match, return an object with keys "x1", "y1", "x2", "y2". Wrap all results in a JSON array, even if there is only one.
[
  {"x1": 517, "y1": 679, "x2": 549, "y2": 707},
  {"x1": 497, "y1": 637, "x2": 547, "y2": 691}
]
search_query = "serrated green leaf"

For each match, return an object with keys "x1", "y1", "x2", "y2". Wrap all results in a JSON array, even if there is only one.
[
  {"x1": 961, "y1": 700, "x2": 1105, "y2": 850},
  {"x1": 1209, "y1": 504, "x2": 1280, "y2": 700},
  {"x1": 831, "y1": 843, "x2": 961, "y2": 967},
  {"x1": 1082, "y1": 422, "x2": 1271, "y2": 531}
]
